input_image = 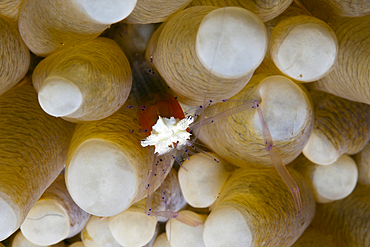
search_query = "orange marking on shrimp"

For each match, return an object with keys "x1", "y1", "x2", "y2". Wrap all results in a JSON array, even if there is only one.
[{"x1": 138, "y1": 93, "x2": 185, "y2": 136}]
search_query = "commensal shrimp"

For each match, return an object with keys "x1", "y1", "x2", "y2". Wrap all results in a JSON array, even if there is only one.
[
  {"x1": 108, "y1": 23, "x2": 204, "y2": 226},
  {"x1": 111, "y1": 18, "x2": 302, "y2": 226}
]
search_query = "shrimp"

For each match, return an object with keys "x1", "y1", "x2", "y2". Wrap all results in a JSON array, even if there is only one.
[
  {"x1": 109, "y1": 9, "x2": 303, "y2": 229},
  {"x1": 107, "y1": 23, "x2": 204, "y2": 226}
]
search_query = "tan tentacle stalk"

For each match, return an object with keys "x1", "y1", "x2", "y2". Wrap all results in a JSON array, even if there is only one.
[
  {"x1": 145, "y1": 23, "x2": 165, "y2": 63},
  {"x1": 178, "y1": 153, "x2": 232, "y2": 208},
  {"x1": 146, "y1": 225, "x2": 160, "y2": 247},
  {"x1": 297, "y1": 0, "x2": 370, "y2": 21},
  {"x1": 149, "y1": 6, "x2": 268, "y2": 106},
  {"x1": 52, "y1": 241, "x2": 65, "y2": 247},
  {"x1": 0, "y1": 84, "x2": 75, "y2": 240},
  {"x1": 0, "y1": 17, "x2": 30, "y2": 96},
  {"x1": 125, "y1": 24, "x2": 156, "y2": 54},
  {"x1": 354, "y1": 142, "x2": 370, "y2": 186},
  {"x1": 21, "y1": 175, "x2": 90, "y2": 246},
  {"x1": 10, "y1": 231, "x2": 66, "y2": 247},
  {"x1": 153, "y1": 233, "x2": 170, "y2": 247},
  {"x1": 65, "y1": 106, "x2": 154, "y2": 217},
  {"x1": 11, "y1": 231, "x2": 52, "y2": 247},
  {"x1": 68, "y1": 242, "x2": 84, "y2": 247},
  {"x1": 32, "y1": 37, "x2": 132, "y2": 122},
  {"x1": 166, "y1": 210, "x2": 207, "y2": 247},
  {"x1": 269, "y1": 15, "x2": 338, "y2": 82},
  {"x1": 81, "y1": 216, "x2": 121, "y2": 247},
  {"x1": 263, "y1": 3, "x2": 313, "y2": 37},
  {"x1": 303, "y1": 90, "x2": 370, "y2": 165},
  {"x1": 312, "y1": 15, "x2": 370, "y2": 104},
  {"x1": 291, "y1": 226, "x2": 336, "y2": 247},
  {"x1": 196, "y1": 74, "x2": 313, "y2": 167},
  {"x1": 0, "y1": 0, "x2": 22, "y2": 27},
  {"x1": 108, "y1": 169, "x2": 186, "y2": 247},
  {"x1": 125, "y1": 0, "x2": 192, "y2": 24},
  {"x1": 18, "y1": 0, "x2": 137, "y2": 56},
  {"x1": 255, "y1": 3, "x2": 312, "y2": 76},
  {"x1": 188, "y1": 0, "x2": 293, "y2": 22},
  {"x1": 202, "y1": 167, "x2": 315, "y2": 247},
  {"x1": 108, "y1": 201, "x2": 157, "y2": 247},
  {"x1": 311, "y1": 183, "x2": 370, "y2": 247},
  {"x1": 291, "y1": 154, "x2": 358, "y2": 203}
]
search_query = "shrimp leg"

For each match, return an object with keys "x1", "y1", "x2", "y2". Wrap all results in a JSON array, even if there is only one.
[
  {"x1": 150, "y1": 211, "x2": 203, "y2": 227},
  {"x1": 191, "y1": 100, "x2": 303, "y2": 218},
  {"x1": 254, "y1": 101, "x2": 303, "y2": 218}
]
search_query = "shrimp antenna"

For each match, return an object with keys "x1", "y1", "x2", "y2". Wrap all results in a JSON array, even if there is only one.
[{"x1": 193, "y1": 5, "x2": 227, "y2": 138}]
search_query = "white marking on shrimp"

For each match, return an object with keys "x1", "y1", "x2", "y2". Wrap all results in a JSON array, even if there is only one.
[{"x1": 141, "y1": 116, "x2": 194, "y2": 155}]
